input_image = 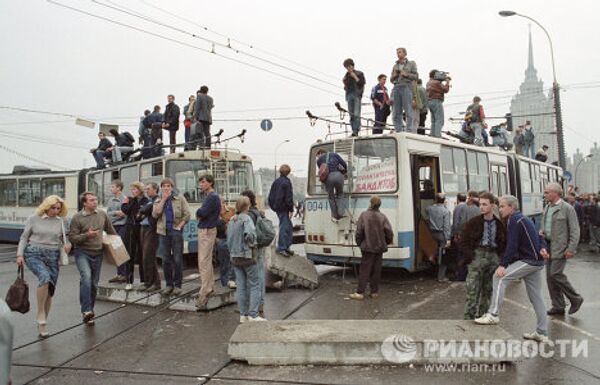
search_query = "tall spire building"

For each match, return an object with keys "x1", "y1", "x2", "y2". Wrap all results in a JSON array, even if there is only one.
[{"x1": 510, "y1": 28, "x2": 556, "y2": 162}]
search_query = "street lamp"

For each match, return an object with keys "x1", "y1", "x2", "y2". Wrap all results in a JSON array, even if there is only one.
[
  {"x1": 574, "y1": 154, "x2": 593, "y2": 190},
  {"x1": 274, "y1": 139, "x2": 290, "y2": 178},
  {"x1": 499, "y1": 10, "x2": 565, "y2": 170}
]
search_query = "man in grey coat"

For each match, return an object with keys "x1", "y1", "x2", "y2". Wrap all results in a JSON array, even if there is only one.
[
  {"x1": 541, "y1": 182, "x2": 583, "y2": 315},
  {"x1": 192, "y1": 85, "x2": 214, "y2": 149}
]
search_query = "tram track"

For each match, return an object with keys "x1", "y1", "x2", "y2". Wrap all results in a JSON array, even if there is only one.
[{"x1": 13, "y1": 276, "x2": 324, "y2": 385}]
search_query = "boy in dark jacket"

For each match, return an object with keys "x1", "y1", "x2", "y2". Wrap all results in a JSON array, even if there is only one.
[
  {"x1": 268, "y1": 164, "x2": 294, "y2": 257},
  {"x1": 350, "y1": 196, "x2": 393, "y2": 300},
  {"x1": 460, "y1": 192, "x2": 506, "y2": 319}
]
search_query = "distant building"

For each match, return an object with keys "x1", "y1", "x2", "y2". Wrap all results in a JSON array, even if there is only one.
[
  {"x1": 510, "y1": 29, "x2": 556, "y2": 163},
  {"x1": 567, "y1": 144, "x2": 600, "y2": 194}
]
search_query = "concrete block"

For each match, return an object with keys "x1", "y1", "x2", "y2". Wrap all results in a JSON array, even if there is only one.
[
  {"x1": 267, "y1": 246, "x2": 318, "y2": 289},
  {"x1": 169, "y1": 285, "x2": 236, "y2": 312},
  {"x1": 228, "y1": 320, "x2": 515, "y2": 365}
]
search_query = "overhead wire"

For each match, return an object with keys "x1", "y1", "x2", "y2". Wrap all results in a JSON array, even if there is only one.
[
  {"x1": 47, "y1": 0, "x2": 343, "y2": 97},
  {"x1": 90, "y1": 0, "x2": 343, "y2": 92},
  {"x1": 137, "y1": 0, "x2": 340, "y2": 82},
  {"x1": 0, "y1": 144, "x2": 70, "y2": 170}
]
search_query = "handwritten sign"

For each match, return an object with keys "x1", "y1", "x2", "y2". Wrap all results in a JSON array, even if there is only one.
[{"x1": 354, "y1": 159, "x2": 397, "y2": 193}]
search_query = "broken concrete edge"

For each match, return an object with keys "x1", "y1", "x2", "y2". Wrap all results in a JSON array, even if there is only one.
[
  {"x1": 227, "y1": 320, "x2": 518, "y2": 365},
  {"x1": 169, "y1": 286, "x2": 237, "y2": 312}
]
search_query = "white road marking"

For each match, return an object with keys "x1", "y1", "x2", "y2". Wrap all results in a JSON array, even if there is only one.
[{"x1": 505, "y1": 298, "x2": 600, "y2": 342}]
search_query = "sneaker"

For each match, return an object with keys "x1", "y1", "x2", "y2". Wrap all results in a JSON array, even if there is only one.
[
  {"x1": 272, "y1": 280, "x2": 284, "y2": 290},
  {"x1": 523, "y1": 331, "x2": 549, "y2": 343},
  {"x1": 349, "y1": 292, "x2": 364, "y2": 300},
  {"x1": 162, "y1": 286, "x2": 174, "y2": 295},
  {"x1": 82, "y1": 311, "x2": 95, "y2": 325},
  {"x1": 124, "y1": 283, "x2": 133, "y2": 291},
  {"x1": 227, "y1": 280, "x2": 237, "y2": 289},
  {"x1": 547, "y1": 307, "x2": 565, "y2": 316},
  {"x1": 474, "y1": 313, "x2": 500, "y2": 325},
  {"x1": 248, "y1": 316, "x2": 267, "y2": 322},
  {"x1": 285, "y1": 249, "x2": 295, "y2": 256},
  {"x1": 276, "y1": 250, "x2": 291, "y2": 257},
  {"x1": 569, "y1": 297, "x2": 584, "y2": 315},
  {"x1": 172, "y1": 287, "x2": 182, "y2": 296},
  {"x1": 108, "y1": 275, "x2": 126, "y2": 283},
  {"x1": 240, "y1": 316, "x2": 249, "y2": 323}
]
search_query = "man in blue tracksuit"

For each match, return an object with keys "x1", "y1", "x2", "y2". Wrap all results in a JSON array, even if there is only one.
[
  {"x1": 268, "y1": 164, "x2": 294, "y2": 257},
  {"x1": 475, "y1": 195, "x2": 549, "y2": 343}
]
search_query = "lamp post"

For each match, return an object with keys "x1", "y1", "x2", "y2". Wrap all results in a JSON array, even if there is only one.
[
  {"x1": 499, "y1": 10, "x2": 565, "y2": 170},
  {"x1": 274, "y1": 139, "x2": 290, "y2": 178},
  {"x1": 574, "y1": 154, "x2": 593, "y2": 190}
]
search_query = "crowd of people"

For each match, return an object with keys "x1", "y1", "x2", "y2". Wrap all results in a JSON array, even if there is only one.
[
  {"x1": 15, "y1": 173, "x2": 281, "y2": 335},
  {"x1": 343, "y1": 49, "x2": 553, "y2": 163},
  {"x1": 90, "y1": 87, "x2": 214, "y2": 169}
]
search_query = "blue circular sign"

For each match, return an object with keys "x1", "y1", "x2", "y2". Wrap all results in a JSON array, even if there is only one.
[{"x1": 260, "y1": 119, "x2": 273, "y2": 132}]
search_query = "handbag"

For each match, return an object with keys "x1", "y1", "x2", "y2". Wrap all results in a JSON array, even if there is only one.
[
  {"x1": 318, "y1": 153, "x2": 330, "y2": 183},
  {"x1": 60, "y1": 218, "x2": 69, "y2": 266},
  {"x1": 5, "y1": 266, "x2": 30, "y2": 314}
]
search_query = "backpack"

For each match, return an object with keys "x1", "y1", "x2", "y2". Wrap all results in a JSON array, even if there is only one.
[
  {"x1": 319, "y1": 153, "x2": 330, "y2": 183},
  {"x1": 254, "y1": 211, "x2": 276, "y2": 247},
  {"x1": 523, "y1": 128, "x2": 534, "y2": 144},
  {"x1": 123, "y1": 131, "x2": 135, "y2": 146}
]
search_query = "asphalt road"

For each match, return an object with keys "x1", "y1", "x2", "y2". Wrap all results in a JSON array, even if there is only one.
[{"x1": 2, "y1": 243, "x2": 600, "y2": 385}]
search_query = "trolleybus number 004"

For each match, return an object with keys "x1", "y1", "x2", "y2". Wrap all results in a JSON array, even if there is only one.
[{"x1": 305, "y1": 200, "x2": 330, "y2": 211}]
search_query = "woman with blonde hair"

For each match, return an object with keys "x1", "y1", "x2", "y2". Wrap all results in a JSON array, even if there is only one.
[{"x1": 16, "y1": 195, "x2": 71, "y2": 338}]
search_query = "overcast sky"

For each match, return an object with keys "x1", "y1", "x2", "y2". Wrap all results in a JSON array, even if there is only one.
[{"x1": 0, "y1": 0, "x2": 598, "y2": 176}]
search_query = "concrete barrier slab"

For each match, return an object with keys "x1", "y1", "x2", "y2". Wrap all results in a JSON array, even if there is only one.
[
  {"x1": 228, "y1": 320, "x2": 516, "y2": 365},
  {"x1": 268, "y1": 246, "x2": 318, "y2": 290},
  {"x1": 169, "y1": 285, "x2": 236, "y2": 312}
]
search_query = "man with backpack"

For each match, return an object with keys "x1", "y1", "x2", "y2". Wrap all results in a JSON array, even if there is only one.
[
  {"x1": 316, "y1": 149, "x2": 348, "y2": 221},
  {"x1": 107, "y1": 129, "x2": 135, "y2": 164},
  {"x1": 522, "y1": 121, "x2": 535, "y2": 159},
  {"x1": 465, "y1": 96, "x2": 485, "y2": 146}
]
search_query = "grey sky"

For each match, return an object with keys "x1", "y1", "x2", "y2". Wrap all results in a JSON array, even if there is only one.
[{"x1": 0, "y1": 0, "x2": 598, "y2": 176}]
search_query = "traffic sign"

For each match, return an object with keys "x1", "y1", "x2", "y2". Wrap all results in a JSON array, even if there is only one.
[{"x1": 260, "y1": 119, "x2": 273, "y2": 132}]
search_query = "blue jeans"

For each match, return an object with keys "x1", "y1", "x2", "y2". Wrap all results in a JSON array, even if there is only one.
[
  {"x1": 234, "y1": 262, "x2": 260, "y2": 318},
  {"x1": 256, "y1": 248, "x2": 266, "y2": 306},
  {"x1": 276, "y1": 211, "x2": 293, "y2": 252},
  {"x1": 75, "y1": 250, "x2": 103, "y2": 313},
  {"x1": 428, "y1": 99, "x2": 444, "y2": 138},
  {"x1": 217, "y1": 239, "x2": 235, "y2": 286},
  {"x1": 325, "y1": 171, "x2": 345, "y2": 219},
  {"x1": 114, "y1": 225, "x2": 129, "y2": 278},
  {"x1": 346, "y1": 93, "x2": 362, "y2": 135},
  {"x1": 93, "y1": 150, "x2": 107, "y2": 168},
  {"x1": 523, "y1": 142, "x2": 535, "y2": 158},
  {"x1": 159, "y1": 229, "x2": 184, "y2": 288},
  {"x1": 392, "y1": 84, "x2": 414, "y2": 132}
]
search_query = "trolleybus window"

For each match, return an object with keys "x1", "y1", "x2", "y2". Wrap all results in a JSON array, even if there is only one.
[
  {"x1": 308, "y1": 144, "x2": 334, "y2": 195},
  {"x1": 466, "y1": 151, "x2": 490, "y2": 191},
  {"x1": 352, "y1": 138, "x2": 397, "y2": 193},
  {"x1": 140, "y1": 161, "x2": 163, "y2": 185},
  {"x1": 18, "y1": 178, "x2": 41, "y2": 206},
  {"x1": 120, "y1": 165, "x2": 138, "y2": 192},
  {"x1": 167, "y1": 160, "x2": 210, "y2": 203},
  {"x1": 227, "y1": 162, "x2": 254, "y2": 198},
  {"x1": 441, "y1": 146, "x2": 467, "y2": 193},
  {"x1": 0, "y1": 179, "x2": 17, "y2": 206},
  {"x1": 41, "y1": 178, "x2": 65, "y2": 198},
  {"x1": 520, "y1": 161, "x2": 532, "y2": 193},
  {"x1": 88, "y1": 172, "x2": 102, "y2": 200},
  {"x1": 103, "y1": 171, "x2": 113, "y2": 204}
]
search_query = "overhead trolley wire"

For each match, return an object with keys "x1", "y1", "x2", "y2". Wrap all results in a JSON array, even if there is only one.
[
  {"x1": 0, "y1": 144, "x2": 70, "y2": 170},
  {"x1": 47, "y1": 0, "x2": 343, "y2": 97}
]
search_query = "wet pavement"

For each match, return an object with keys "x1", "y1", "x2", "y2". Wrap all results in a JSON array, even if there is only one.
[{"x1": 2, "y1": 243, "x2": 600, "y2": 385}]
